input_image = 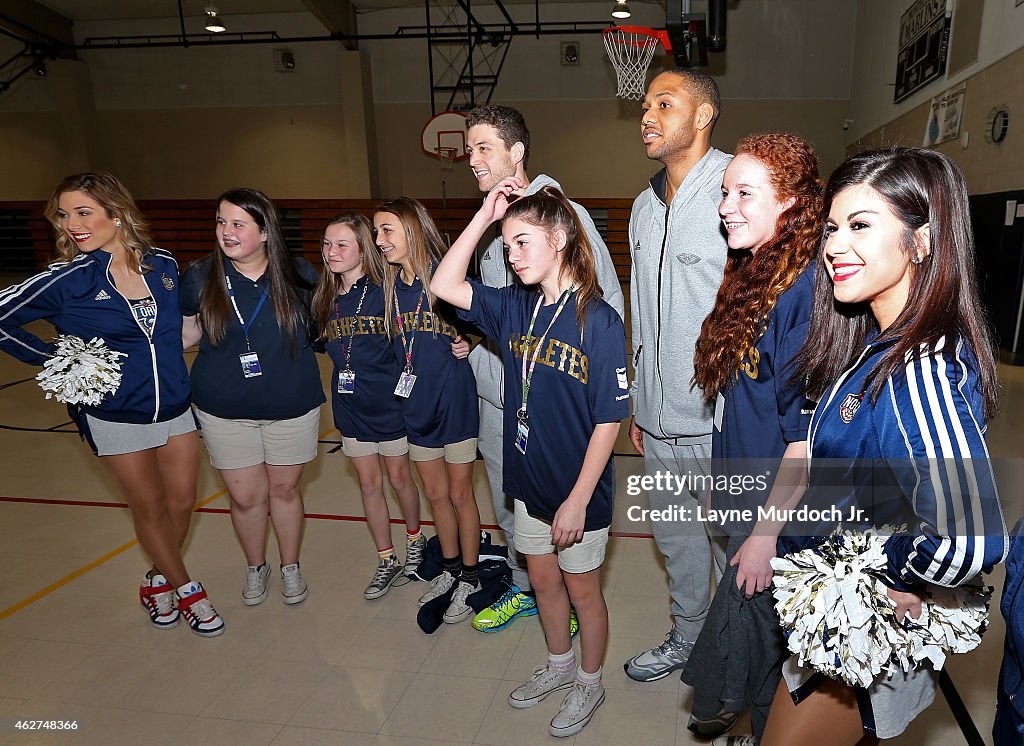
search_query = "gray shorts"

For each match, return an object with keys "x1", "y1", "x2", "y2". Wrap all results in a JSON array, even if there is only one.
[{"x1": 85, "y1": 409, "x2": 197, "y2": 457}]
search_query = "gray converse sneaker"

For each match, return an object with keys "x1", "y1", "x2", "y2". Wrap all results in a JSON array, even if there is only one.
[
  {"x1": 404, "y1": 534, "x2": 427, "y2": 577},
  {"x1": 712, "y1": 737, "x2": 755, "y2": 746},
  {"x1": 442, "y1": 580, "x2": 481, "y2": 623},
  {"x1": 418, "y1": 570, "x2": 455, "y2": 606},
  {"x1": 508, "y1": 664, "x2": 576, "y2": 709},
  {"x1": 688, "y1": 707, "x2": 740, "y2": 737},
  {"x1": 549, "y1": 681, "x2": 605, "y2": 737},
  {"x1": 364, "y1": 557, "x2": 404, "y2": 600},
  {"x1": 623, "y1": 628, "x2": 694, "y2": 682},
  {"x1": 242, "y1": 563, "x2": 271, "y2": 606},
  {"x1": 280, "y1": 563, "x2": 308, "y2": 605}
]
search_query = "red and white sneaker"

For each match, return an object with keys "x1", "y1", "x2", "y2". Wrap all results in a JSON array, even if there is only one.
[
  {"x1": 175, "y1": 581, "x2": 225, "y2": 637},
  {"x1": 139, "y1": 572, "x2": 179, "y2": 629}
]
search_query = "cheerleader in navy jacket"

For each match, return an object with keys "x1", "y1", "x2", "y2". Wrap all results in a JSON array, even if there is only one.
[
  {"x1": 374, "y1": 198, "x2": 481, "y2": 624},
  {"x1": 0, "y1": 173, "x2": 223, "y2": 637},
  {"x1": 762, "y1": 149, "x2": 1007, "y2": 744},
  {"x1": 685, "y1": 133, "x2": 822, "y2": 740},
  {"x1": 432, "y1": 182, "x2": 628, "y2": 738},
  {"x1": 313, "y1": 213, "x2": 454, "y2": 601}
]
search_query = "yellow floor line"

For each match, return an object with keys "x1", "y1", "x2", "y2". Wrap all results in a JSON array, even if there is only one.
[
  {"x1": 0, "y1": 487, "x2": 229, "y2": 620},
  {"x1": 0, "y1": 425, "x2": 337, "y2": 620}
]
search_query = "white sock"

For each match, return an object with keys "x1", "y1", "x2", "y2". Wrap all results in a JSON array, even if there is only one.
[
  {"x1": 549, "y1": 648, "x2": 576, "y2": 674},
  {"x1": 577, "y1": 665, "x2": 602, "y2": 687}
]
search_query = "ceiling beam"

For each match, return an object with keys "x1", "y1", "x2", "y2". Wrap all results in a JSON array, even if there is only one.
[
  {"x1": 301, "y1": 0, "x2": 358, "y2": 51},
  {"x1": 0, "y1": 0, "x2": 76, "y2": 57}
]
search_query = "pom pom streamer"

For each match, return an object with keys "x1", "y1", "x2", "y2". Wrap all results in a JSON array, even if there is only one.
[
  {"x1": 771, "y1": 529, "x2": 990, "y2": 688},
  {"x1": 36, "y1": 335, "x2": 127, "y2": 407}
]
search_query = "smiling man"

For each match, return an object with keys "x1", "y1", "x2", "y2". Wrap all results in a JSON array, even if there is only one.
[
  {"x1": 462, "y1": 104, "x2": 624, "y2": 634},
  {"x1": 624, "y1": 69, "x2": 731, "y2": 685}
]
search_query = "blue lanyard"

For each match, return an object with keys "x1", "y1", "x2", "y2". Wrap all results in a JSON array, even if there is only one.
[{"x1": 225, "y1": 275, "x2": 269, "y2": 352}]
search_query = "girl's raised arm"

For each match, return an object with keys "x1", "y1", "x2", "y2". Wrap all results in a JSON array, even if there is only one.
[{"x1": 431, "y1": 177, "x2": 522, "y2": 310}]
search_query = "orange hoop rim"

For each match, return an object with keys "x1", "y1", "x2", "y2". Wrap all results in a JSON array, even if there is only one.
[{"x1": 602, "y1": 26, "x2": 672, "y2": 53}]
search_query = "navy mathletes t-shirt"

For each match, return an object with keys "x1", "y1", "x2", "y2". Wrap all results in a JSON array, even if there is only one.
[
  {"x1": 711, "y1": 266, "x2": 815, "y2": 510},
  {"x1": 460, "y1": 280, "x2": 629, "y2": 531},
  {"x1": 392, "y1": 274, "x2": 478, "y2": 447},
  {"x1": 180, "y1": 256, "x2": 326, "y2": 420},
  {"x1": 324, "y1": 276, "x2": 405, "y2": 442}
]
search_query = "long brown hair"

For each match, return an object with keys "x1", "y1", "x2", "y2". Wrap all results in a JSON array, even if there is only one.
[
  {"x1": 198, "y1": 188, "x2": 313, "y2": 347},
  {"x1": 693, "y1": 133, "x2": 823, "y2": 401},
  {"x1": 375, "y1": 197, "x2": 447, "y2": 338},
  {"x1": 312, "y1": 213, "x2": 383, "y2": 340},
  {"x1": 502, "y1": 185, "x2": 602, "y2": 331},
  {"x1": 44, "y1": 172, "x2": 154, "y2": 272},
  {"x1": 793, "y1": 147, "x2": 999, "y2": 419}
]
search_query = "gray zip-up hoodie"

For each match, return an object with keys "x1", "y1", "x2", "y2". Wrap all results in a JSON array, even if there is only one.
[
  {"x1": 468, "y1": 173, "x2": 625, "y2": 408},
  {"x1": 629, "y1": 148, "x2": 731, "y2": 441}
]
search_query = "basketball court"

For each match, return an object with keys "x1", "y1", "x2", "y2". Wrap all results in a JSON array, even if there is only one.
[{"x1": 1, "y1": 0, "x2": 1023, "y2": 743}]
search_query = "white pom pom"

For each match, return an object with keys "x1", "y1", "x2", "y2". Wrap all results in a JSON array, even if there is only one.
[
  {"x1": 36, "y1": 335, "x2": 127, "y2": 406},
  {"x1": 771, "y1": 529, "x2": 991, "y2": 688}
]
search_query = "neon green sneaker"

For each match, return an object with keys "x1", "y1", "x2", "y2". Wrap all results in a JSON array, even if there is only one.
[
  {"x1": 569, "y1": 608, "x2": 579, "y2": 639},
  {"x1": 471, "y1": 585, "x2": 538, "y2": 632}
]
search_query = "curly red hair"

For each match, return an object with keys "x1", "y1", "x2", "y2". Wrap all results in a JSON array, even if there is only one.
[{"x1": 693, "y1": 133, "x2": 823, "y2": 402}]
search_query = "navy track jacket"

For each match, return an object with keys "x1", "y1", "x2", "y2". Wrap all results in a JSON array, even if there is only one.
[{"x1": 0, "y1": 248, "x2": 191, "y2": 424}]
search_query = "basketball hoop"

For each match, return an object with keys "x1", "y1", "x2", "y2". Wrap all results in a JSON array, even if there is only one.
[
  {"x1": 437, "y1": 146, "x2": 458, "y2": 173},
  {"x1": 602, "y1": 26, "x2": 671, "y2": 100}
]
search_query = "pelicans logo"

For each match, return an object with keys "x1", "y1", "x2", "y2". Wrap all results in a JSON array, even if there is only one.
[{"x1": 839, "y1": 393, "x2": 862, "y2": 424}]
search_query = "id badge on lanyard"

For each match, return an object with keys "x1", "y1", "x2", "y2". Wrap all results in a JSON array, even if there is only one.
[
  {"x1": 514, "y1": 414, "x2": 529, "y2": 455},
  {"x1": 338, "y1": 369, "x2": 356, "y2": 394},
  {"x1": 239, "y1": 351, "x2": 262, "y2": 378},
  {"x1": 394, "y1": 369, "x2": 417, "y2": 398}
]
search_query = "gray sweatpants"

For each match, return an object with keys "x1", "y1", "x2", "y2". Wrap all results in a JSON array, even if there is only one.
[
  {"x1": 642, "y1": 432, "x2": 726, "y2": 641},
  {"x1": 478, "y1": 397, "x2": 531, "y2": 591}
]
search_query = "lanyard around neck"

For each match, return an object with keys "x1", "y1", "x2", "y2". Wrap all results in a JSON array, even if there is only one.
[
  {"x1": 225, "y1": 275, "x2": 269, "y2": 352},
  {"x1": 518, "y1": 287, "x2": 575, "y2": 421},
  {"x1": 394, "y1": 287, "x2": 425, "y2": 374},
  {"x1": 334, "y1": 278, "x2": 369, "y2": 372}
]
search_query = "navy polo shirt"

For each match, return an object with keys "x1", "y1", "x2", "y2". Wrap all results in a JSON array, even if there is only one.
[
  {"x1": 180, "y1": 255, "x2": 325, "y2": 420},
  {"x1": 459, "y1": 280, "x2": 629, "y2": 531},
  {"x1": 324, "y1": 276, "x2": 405, "y2": 442},
  {"x1": 392, "y1": 274, "x2": 478, "y2": 447}
]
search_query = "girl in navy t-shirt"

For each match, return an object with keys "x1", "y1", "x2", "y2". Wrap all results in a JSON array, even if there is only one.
[
  {"x1": 686, "y1": 133, "x2": 822, "y2": 739},
  {"x1": 373, "y1": 197, "x2": 481, "y2": 625},
  {"x1": 432, "y1": 182, "x2": 628, "y2": 738},
  {"x1": 312, "y1": 213, "x2": 426, "y2": 601}
]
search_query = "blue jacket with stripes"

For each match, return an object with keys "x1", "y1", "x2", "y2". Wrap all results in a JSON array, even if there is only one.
[
  {"x1": 0, "y1": 248, "x2": 191, "y2": 425},
  {"x1": 791, "y1": 335, "x2": 1008, "y2": 590}
]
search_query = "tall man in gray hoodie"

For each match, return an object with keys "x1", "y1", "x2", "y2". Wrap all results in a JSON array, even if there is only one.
[
  {"x1": 623, "y1": 69, "x2": 731, "y2": 682},
  {"x1": 462, "y1": 105, "x2": 625, "y2": 633}
]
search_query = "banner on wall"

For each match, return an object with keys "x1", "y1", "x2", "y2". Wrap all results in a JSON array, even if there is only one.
[
  {"x1": 894, "y1": 0, "x2": 953, "y2": 103},
  {"x1": 923, "y1": 81, "x2": 966, "y2": 147}
]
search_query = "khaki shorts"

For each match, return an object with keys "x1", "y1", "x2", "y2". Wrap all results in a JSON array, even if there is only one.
[
  {"x1": 513, "y1": 499, "x2": 609, "y2": 573},
  {"x1": 196, "y1": 406, "x2": 320, "y2": 470},
  {"x1": 408, "y1": 437, "x2": 478, "y2": 464},
  {"x1": 342, "y1": 436, "x2": 409, "y2": 458}
]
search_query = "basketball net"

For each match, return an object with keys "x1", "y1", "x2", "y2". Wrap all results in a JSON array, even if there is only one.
[
  {"x1": 437, "y1": 146, "x2": 458, "y2": 173},
  {"x1": 602, "y1": 27, "x2": 669, "y2": 100}
]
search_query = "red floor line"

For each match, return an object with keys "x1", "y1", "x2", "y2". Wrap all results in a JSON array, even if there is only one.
[{"x1": 0, "y1": 494, "x2": 655, "y2": 538}]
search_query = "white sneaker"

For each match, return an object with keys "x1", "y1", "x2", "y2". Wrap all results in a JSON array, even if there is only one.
[
  {"x1": 242, "y1": 563, "x2": 271, "y2": 606},
  {"x1": 280, "y1": 563, "x2": 308, "y2": 605},
  {"x1": 418, "y1": 570, "x2": 455, "y2": 606},
  {"x1": 442, "y1": 580, "x2": 480, "y2": 623},
  {"x1": 508, "y1": 664, "x2": 576, "y2": 709},
  {"x1": 549, "y1": 681, "x2": 605, "y2": 737}
]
